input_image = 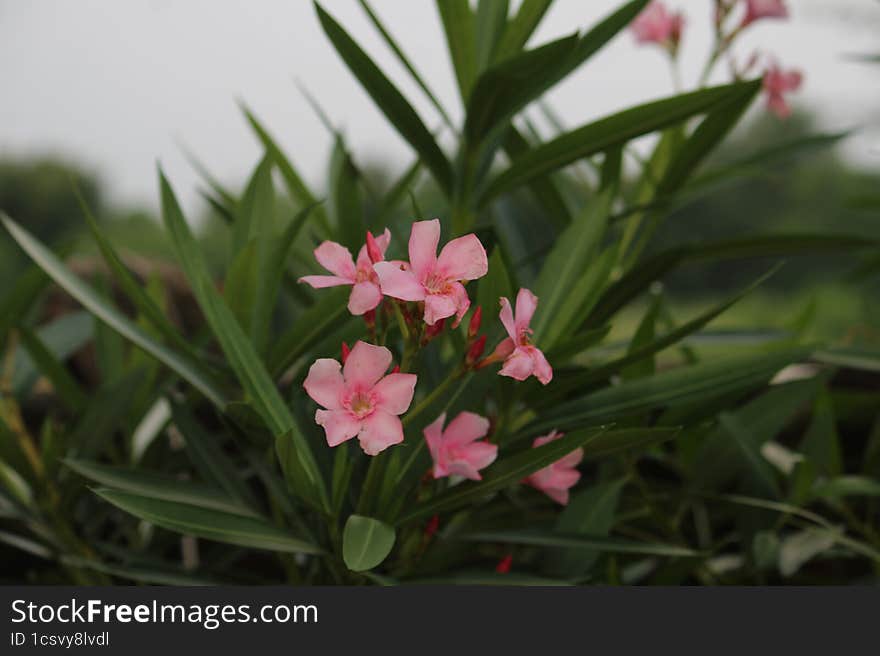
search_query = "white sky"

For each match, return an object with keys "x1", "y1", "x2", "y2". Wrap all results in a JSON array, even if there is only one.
[{"x1": 1, "y1": 0, "x2": 878, "y2": 217}]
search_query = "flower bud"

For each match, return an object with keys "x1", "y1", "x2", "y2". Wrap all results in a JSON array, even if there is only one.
[
  {"x1": 341, "y1": 341, "x2": 351, "y2": 364},
  {"x1": 495, "y1": 554, "x2": 513, "y2": 574},
  {"x1": 422, "y1": 317, "x2": 446, "y2": 344},
  {"x1": 466, "y1": 335, "x2": 487, "y2": 367},
  {"x1": 390, "y1": 365, "x2": 401, "y2": 374},
  {"x1": 364, "y1": 309, "x2": 376, "y2": 329},
  {"x1": 468, "y1": 306, "x2": 482, "y2": 340},
  {"x1": 424, "y1": 515, "x2": 440, "y2": 539},
  {"x1": 365, "y1": 231, "x2": 383, "y2": 264}
]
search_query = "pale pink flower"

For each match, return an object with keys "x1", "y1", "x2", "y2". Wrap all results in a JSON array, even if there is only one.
[
  {"x1": 523, "y1": 431, "x2": 583, "y2": 505},
  {"x1": 373, "y1": 219, "x2": 488, "y2": 326},
  {"x1": 497, "y1": 288, "x2": 553, "y2": 385},
  {"x1": 631, "y1": 2, "x2": 685, "y2": 48},
  {"x1": 763, "y1": 63, "x2": 802, "y2": 119},
  {"x1": 742, "y1": 0, "x2": 788, "y2": 27},
  {"x1": 424, "y1": 412, "x2": 498, "y2": 481},
  {"x1": 303, "y1": 341, "x2": 416, "y2": 456},
  {"x1": 299, "y1": 229, "x2": 391, "y2": 316}
]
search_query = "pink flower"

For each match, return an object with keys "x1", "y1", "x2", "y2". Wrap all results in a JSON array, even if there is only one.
[
  {"x1": 303, "y1": 341, "x2": 416, "y2": 456},
  {"x1": 424, "y1": 411, "x2": 498, "y2": 481},
  {"x1": 373, "y1": 219, "x2": 488, "y2": 326},
  {"x1": 299, "y1": 229, "x2": 391, "y2": 316},
  {"x1": 763, "y1": 63, "x2": 802, "y2": 119},
  {"x1": 631, "y1": 2, "x2": 685, "y2": 48},
  {"x1": 523, "y1": 431, "x2": 583, "y2": 505},
  {"x1": 497, "y1": 288, "x2": 553, "y2": 385},
  {"x1": 742, "y1": 0, "x2": 788, "y2": 27}
]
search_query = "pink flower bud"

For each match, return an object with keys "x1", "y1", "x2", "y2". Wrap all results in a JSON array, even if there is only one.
[
  {"x1": 466, "y1": 335, "x2": 487, "y2": 366},
  {"x1": 341, "y1": 341, "x2": 351, "y2": 364},
  {"x1": 365, "y1": 231, "x2": 383, "y2": 264},
  {"x1": 496, "y1": 554, "x2": 513, "y2": 574},
  {"x1": 424, "y1": 515, "x2": 440, "y2": 538},
  {"x1": 390, "y1": 365, "x2": 401, "y2": 375},
  {"x1": 468, "y1": 306, "x2": 482, "y2": 340},
  {"x1": 423, "y1": 317, "x2": 446, "y2": 343}
]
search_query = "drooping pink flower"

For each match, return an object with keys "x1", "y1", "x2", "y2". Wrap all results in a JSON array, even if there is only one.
[
  {"x1": 373, "y1": 219, "x2": 488, "y2": 326},
  {"x1": 497, "y1": 288, "x2": 553, "y2": 385},
  {"x1": 299, "y1": 229, "x2": 391, "y2": 316},
  {"x1": 631, "y1": 2, "x2": 685, "y2": 48},
  {"x1": 523, "y1": 431, "x2": 583, "y2": 505},
  {"x1": 763, "y1": 62, "x2": 802, "y2": 119},
  {"x1": 742, "y1": 0, "x2": 788, "y2": 27},
  {"x1": 424, "y1": 411, "x2": 498, "y2": 481},
  {"x1": 303, "y1": 341, "x2": 416, "y2": 456}
]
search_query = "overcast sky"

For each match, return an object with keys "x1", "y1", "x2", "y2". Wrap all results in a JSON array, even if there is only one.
[{"x1": 2, "y1": 0, "x2": 878, "y2": 217}]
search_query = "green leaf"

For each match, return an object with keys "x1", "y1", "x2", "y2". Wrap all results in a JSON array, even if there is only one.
[
  {"x1": 465, "y1": 33, "x2": 580, "y2": 144},
  {"x1": 436, "y1": 0, "x2": 477, "y2": 102},
  {"x1": 315, "y1": 3, "x2": 453, "y2": 195},
  {"x1": 531, "y1": 189, "x2": 613, "y2": 348},
  {"x1": 407, "y1": 571, "x2": 573, "y2": 586},
  {"x1": 812, "y1": 476, "x2": 880, "y2": 500},
  {"x1": 0, "y1": 265, "x2": 51, "y2": 344},
  {"x1": 158, "y1": 172, "x2": 326, "y2": 507},
  {"x1": 799, "y1": 391, "x2": 843, "y2": 477},
  {"x1": 328, "y1": 136, "x2": 365, "y2": 251},
  {"x1": 65, "y1": 459, "x2": 259, "y2": 518},
  {"x1": 474, "y1": 0, "x2": 509, "y2": 71},
  {"x1": 718, "y1": 412, "x2": 782, "y2": 499},
  {"x1": 94, "y1": 489, "x2": 322, "y2": 554},
  {"x1": 17, "y1": 325, "x2": 86, "y2": 411},
  {"x1": 476, "y1": 247, "x2": 513, "y2": 338},
  {"x1": 495, "y1": 0, "x2": 553, "y2": 59},
  {"x1": 480, "y1": 80, "x2": 761, "y2": 203},
  {"x1": 342, "y1": 514, "x2": 396, "y2": 571},
  {"x1": 459, "y1": 530, "x2": 699, "y2": 558},
  {"x1": 577, "y1": 427, "x2": 680, "y2": 461},
  {"x1": 0, "y1": 212, "x2": 226, "y2": 407},
  {"x1": 813, "y1": 347, "x2": 880, "y2": 374},
  {"x1": 232, "y1": 155, "x2": 275, "y2": 254},
  {"x1": 399, "y1": 426, "x2": 609, "y2": 523}
]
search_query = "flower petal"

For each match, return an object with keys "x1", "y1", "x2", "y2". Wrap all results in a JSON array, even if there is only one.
[
  {"x1": 436, "y1": 234, "x2": 488, "y2": 281},
  {"x1": 408, "y1": 219, "x2": 440, "y2": 281},
  {"x1": 303, "y1": 358, "x2": 345, "y2": 409},
  {"x1": 315, "y1": 409, "x2": 361, "y2": 447},
  {"x1": 374, "y1": 262, "x2": 426, "y2": 302},
  {"x1": 358, "y1": 410, "x2": 404, "y2": 456},
  {"x1": 530, "y1": 347, "x2": 553, "y2": 385},
  {"x1": 499, "y1": 296, "x2": 517, "y2": 341},
  {"x1": 424, "y1": 292, "x2": 458, "y2": 326},
  {"x1": 355, "y1": 227, "x2": 391, "y2": 269},
  {"x1": 499, "y1": 347, "x2": 535, "y2": 381},
  {"x1": 446, "y1": 460, "x2": 482, "y2": 481},
  {"x1": 443, "y1": 411, "x2": 490, "y2": 446},
  {"x1": 423, "y1": 413, "x2": 447, "y2": 463},
  {"x1": 348, "y1": 281, "x2": 382, "y2": 316},
  {"x1": 514, "y1": 288, "x2": 539, "y2": 333},
  {"x1": 298, "y1": 275, "x2": 353, "y2": 289},
  {"x1": 343, "y1": 341, "x2": 392, "y2": 389},
  {"x1": 449, "y1": 281, "x2": 471, "y2": 327},
  {"x1": 313, "y1": 241, "x2": 356, "y2": 280},
  {"x1": 464, "y1": 441, "x2": 499, "y2": 472},
  {"x1": 373, "y1": 372, "x2": 417, "y2": 415}
]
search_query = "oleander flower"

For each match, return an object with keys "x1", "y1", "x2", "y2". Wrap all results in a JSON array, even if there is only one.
[
  {"x1": 299, "y1": 229, "x2": 391, "y2": 316},
  {"x1": 742, "y1": 0, "x2": 788, "y2": 27},
  {"x1": 763, "y1": 62, "x2": 802, "y2": 119},
  {"x1": 373, "y1": 219, "x2": 488, "y2": 326},
  {"x1": 424, "y1": 411, "x2": 498, "y2": 481},
  {"x1": 631, "y1": 2, "x2": 685, "y2": 49},
  {"x1": 497, "y1": 288, "x2": 553, "y2": 385},
  {"x1": 523, "y1": 431, "x2": 583, "y2": 505},
  {"x1": 303, "y1": 341, "x2": 416, "y2": 456}
]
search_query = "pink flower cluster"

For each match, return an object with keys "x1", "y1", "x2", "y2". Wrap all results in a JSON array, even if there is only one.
[
  {"x1": 630, "y1": 0, "x2": 802, "y2": 120},
  {"x1": 299, "y1": 221, "x2": 580, "y2": 504}
]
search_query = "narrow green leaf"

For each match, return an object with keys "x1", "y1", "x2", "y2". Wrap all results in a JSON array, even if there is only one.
[
  {"x1": 342, "y1": 514, "x2": 396, "y2": 571},
  {"x1": 436, "y1": 0, "x2": 477, "y2": 102},
  {"x1": 316, "y1": 3, "x2": 453, "y2": 195},
  {"x1": 459, "y1": 529, "x2": 699, "y2": 558},
  {"x1": 799, "y1": 391, "x2": 843, "y2": 477},
  {"x1": 475, "y1": 0, "x2": 509, "y2": 71},
  {"x1": 495, "y1": 0, "x2": 553, "y2": 58},
  {"x1": 94, "y1": 488, "x2": 322, "y2": 554},
  {"x1": 0, "y1": 213, "x2": 225, "y2": 407},
  {"x1": 18, "y1": 326, "x2": 86, "y2": 410}
]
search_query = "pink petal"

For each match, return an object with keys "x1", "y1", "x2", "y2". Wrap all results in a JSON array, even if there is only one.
[
  {"x1": 543, "y1": 486, "x2": 571, "y2": 506},
  {"x1": 298, "y1": 275, "x2": 353, "y2": 289},
  {"x1": 424, "y1": 292, "x2": 458, "y2": 326},
  {"x1": 445, "y1": 460, "x2": 483, "y2": 481},
  {"x1": 315, "y1": 409, "x2": 361, "y2": 447},
  {"x1": 343, "y1": 341, "x2": 392, "y2": 390},
  {"x1": 443, "y1": 411, "x2": 490, "y2": 446},
  {"x1": 372, "y1": 372, "x2": 417, "y2": 415},
  {"x1": 499, "y1": 347, "x2": 535, "y2": 381},
  {"x1": 461, "y1": 440, "x2": 498, "y2": 472},
  {"x1": 533, "y1": 431, "x2": 562, "y2": 449},
  {"x1": 550, "y1": 467, "x2": 581, "y2": 490},
  {"x1": 530, "y1": 347, "x2": 553, "y2": 386},
  {"x1": 557, "y1": 447, "x2": 584, "y2": 469},
  {"x1": 514, "y1": 288, "x2": 539, "y2": 333},
  {"x1": 449, "y1": 281, "x2": 471, "y2": 326},
  {"x1": 423, "y1": 413, "x2": 447, "y2": 462},
  {"x1": 313, "y1": 241, "x2": 356, "y2": 280},
  {"x1": 358, "y1": 410, "x2": 404, "y2": 455},
  {"x1": 348, "y1": 281, "x2": 382, "y2": 315},
  {"x1": 436, "y1": 234, "x2": 488, "y2": 282},
  {"x1": 408, "y1": 219, "x2": 440, "y2": 281},
  {"x1": 303, "y1": 358, "x2": 345, "y2": 409},
  {"x1": 499, "y1": 297, "x2": 517, "y2": 341},
  {"x1": 374, "y1": 262, "x2": 426, "y2": 302}
]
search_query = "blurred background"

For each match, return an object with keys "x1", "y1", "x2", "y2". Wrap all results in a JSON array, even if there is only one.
[{"x1": 1, "y1": 0, "x2": 879, "y2": 339}]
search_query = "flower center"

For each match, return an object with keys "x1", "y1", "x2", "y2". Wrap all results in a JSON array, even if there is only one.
[
  {"x1": 346, "y1": 391, "x2": 375, "y2": 419},
  {"x1": 423, "y1": 271, "x2": 451, "y2": 295},
  {"x1": 355, "y1": 266, "x2": 376, "y2": 284}
]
